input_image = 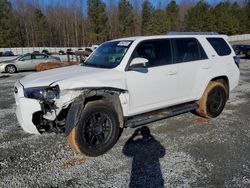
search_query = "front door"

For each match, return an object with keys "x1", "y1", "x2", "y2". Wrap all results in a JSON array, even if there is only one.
[
  {"x1": 125, "y1": 39, "x2": 180, "y2": 116},
  {"x1": 16, "y1": 54, "x2": 33, "y2": 70}
]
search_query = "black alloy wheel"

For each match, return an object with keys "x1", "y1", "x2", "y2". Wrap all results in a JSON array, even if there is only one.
[
  {"x1": 82, "y1": 112, "x2": 113, "y2": 147},
  {"x1": 73, "y1": 100, "x2": 121, "y2": 156}
]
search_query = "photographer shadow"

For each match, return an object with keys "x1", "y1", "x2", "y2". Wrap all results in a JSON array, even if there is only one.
[{"x1": 123, "y1": 126, "x2": 166, "y2": 188}]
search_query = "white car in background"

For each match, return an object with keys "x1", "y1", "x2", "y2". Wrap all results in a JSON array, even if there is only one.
[
  {"x1": 0, "y1": 53, "x2": 60, "y2": 73},
  {"x1": 14, "y1": 33, "x2": 240, "y2": 157}
]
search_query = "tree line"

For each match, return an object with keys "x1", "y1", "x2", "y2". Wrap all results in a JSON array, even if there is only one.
[{"x1": 0, "y1": 0, "x2": 250, "y2": 48}]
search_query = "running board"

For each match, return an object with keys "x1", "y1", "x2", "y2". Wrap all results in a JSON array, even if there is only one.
[{"x1": 125, "y1": 102, "x2": 198, "y2": 128}]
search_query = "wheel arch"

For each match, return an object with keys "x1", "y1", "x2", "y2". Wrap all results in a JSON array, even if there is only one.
[
  {"x1": 65, "y1": 87, "x2": 126, "y2": 136},
  {"x1": 211, "y1": 75, "x2": 229, "y2": 99},
  {"x1": 5, "y1": 64, "x2": 18, "y2": 72}
]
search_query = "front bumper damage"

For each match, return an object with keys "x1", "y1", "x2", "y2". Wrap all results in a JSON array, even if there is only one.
[
  {"x1": 14, "y1": 81, "x2": 82, "y2": 134},
  {"x1": 15, "y1": 77, "x2": 126, "y2": 135},
  {"x1": 14, "y1": 81, "x2": 40, "y2": 134}
]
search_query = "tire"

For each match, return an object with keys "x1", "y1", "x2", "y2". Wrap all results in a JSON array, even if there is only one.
[
  {"x1": 67, "y1": 100, "x2": 121, "y2": 157},
  {"x1": 196, "y1": 81, "x2": 227, "y2": 118},
  {"x1": 5, "y1": 65, "x2": 17, "y2": 73}
]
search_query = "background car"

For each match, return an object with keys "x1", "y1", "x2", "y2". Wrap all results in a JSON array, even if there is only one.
[
  {"x1": 0, "y1": 53, "x2": 60, "y2": 73},
  {"x1": 58, "y1": 50, "x2": 66, "y2": 55},
  {"x1": 245, "y1": 46, "x2": 250, "y2": 59},
  {"x1": 2, "y1": 51, "x2": 14, "y2": 56},
  {"x1": 232, "y1": 44, "x2": 250, "y2": 59},
  {"x1": 66, "y1": 48, "x2": 74, "y2": 55},
  {"x1": 42, "y1": 49, "x2": 51, "y2": 55}
]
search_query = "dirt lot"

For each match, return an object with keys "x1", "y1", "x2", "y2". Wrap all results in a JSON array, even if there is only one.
[{"x1": 0, "y1": 60, "x2": 250, "y2": 187}]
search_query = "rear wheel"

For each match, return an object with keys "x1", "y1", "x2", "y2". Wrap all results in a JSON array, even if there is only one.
[
  {"x1": 5, "y1": 65, "x2": 17, "y2": 73},
  {"x1": 67, "y1": 100, "x2": 121, "y2": 157},
  {"x1": 196, "y1": 81, "x2": 227, "y2": 118}
]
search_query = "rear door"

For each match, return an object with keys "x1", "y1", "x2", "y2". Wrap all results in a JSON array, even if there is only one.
[
  {"x1": 172, "y1": 38, "x2": 209, "y2": 101},
  {"x1": 32, "y1": 54, "x2": 48, "y2": 68}
]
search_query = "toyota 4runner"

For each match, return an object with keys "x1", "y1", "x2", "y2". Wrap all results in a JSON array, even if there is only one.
[{"x1": 14, "y1": 33, "x2": 240, "y2": 156}]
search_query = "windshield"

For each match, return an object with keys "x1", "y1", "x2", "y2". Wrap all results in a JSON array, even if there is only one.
[
  {"x1": 83, "y1": 41, "x2": 133, "y2": 69},
  {"x1": 15, "y1": 54, "x2": 27, "y2": 61}
]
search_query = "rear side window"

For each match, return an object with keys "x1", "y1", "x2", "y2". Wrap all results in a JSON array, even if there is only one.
[
  {"x1": 207, "y1": 37, "x2": 231, "y2": 56},
  {"x1": 173, "y1": 38, "x2": 208, "y2": 63},
  {"x1": 34, "y1": 54, "x2": 47, "y2": 59}
]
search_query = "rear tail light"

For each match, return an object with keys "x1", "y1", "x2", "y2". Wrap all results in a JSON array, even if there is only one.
[{"x1": 233, "y1": 56, "x2": 240, "y2": 68}]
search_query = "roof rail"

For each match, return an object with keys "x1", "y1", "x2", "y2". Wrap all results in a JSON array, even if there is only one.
[{"x1": 167, "y1": 32, "x2": 219, "y2": 35}]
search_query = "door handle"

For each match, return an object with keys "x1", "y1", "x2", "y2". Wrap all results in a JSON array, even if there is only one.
[
  {"x1": 203, "y1": 66, "x2": 211, "y2": 70},
  {"x1": 167, "y1": 70, "x2": 177, "y2": 75}
]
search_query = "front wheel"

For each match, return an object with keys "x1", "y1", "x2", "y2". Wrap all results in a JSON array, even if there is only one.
[
  {"x1": 5, "y1": 65, "x2": 17, "y2": 73},
  {"x1": 67, "y1": 100, "x2": 121, "y2": 157},
  {"x1": 196, "y1": 81, "x2": 227, "y2": 118}
]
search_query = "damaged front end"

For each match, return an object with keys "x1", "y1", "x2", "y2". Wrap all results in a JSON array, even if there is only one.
[
  {"x1": 25, "y1": 85, "x2": 125, "y2": 135},
  {"x1": 24, "y1": 85, "x2": 82, "y2": 134}
]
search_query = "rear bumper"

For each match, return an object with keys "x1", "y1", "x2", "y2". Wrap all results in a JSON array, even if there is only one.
[{"x1": 14, "y1": 81, "x2": 41, "y2": 134}]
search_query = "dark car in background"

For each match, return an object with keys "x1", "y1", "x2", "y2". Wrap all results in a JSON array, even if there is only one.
[
  {"x1": 42, "y1": 49, "x2": 51, "y2": 55},
  {"x1": 58, "y1": 50, "x2": 66, "y2": 55},
  {"x1": 245, "y1": 46, "x2": 250, "y2": 59},
  {"x1": 232, "y1": 44, "x2": 250, "y2": 59},
  {"x1": 1, "y1": 51, "x2": 14, "y2": 56}
]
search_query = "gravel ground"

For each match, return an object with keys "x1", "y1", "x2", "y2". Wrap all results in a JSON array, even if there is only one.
[{"x1": 0, "y1": 60, "x2": 250, "y2": 188}]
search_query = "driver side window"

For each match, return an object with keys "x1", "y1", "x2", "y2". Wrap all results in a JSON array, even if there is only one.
[
  {"x1": 20, "y1": 54, "x2": 31, "y2": 61},
  {"x1": 132, "y1": 40, "x2": 172, "y2": 67}
]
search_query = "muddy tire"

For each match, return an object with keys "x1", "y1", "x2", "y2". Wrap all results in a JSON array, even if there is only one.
[
  {"x1": 196, "y1": 81, "x2": 227, "y2": 118},
  {"x1": 67, "y1": 100, "x2": 121, "y2": 157},
  {"x1": 5, "y1": 65, "x2": 17, "y2": 73}
]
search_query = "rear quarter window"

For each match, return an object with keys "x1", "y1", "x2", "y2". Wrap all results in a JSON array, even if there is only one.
[{"x1": 207, "y1": 37, "x2": 232, "y2": 56}]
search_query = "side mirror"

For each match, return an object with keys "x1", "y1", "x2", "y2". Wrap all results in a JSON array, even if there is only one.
[{"x1": 129, "y1": 58, "x2": 148, "y2": 70}]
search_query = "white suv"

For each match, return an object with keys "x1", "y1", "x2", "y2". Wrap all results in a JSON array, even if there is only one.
[{"x1": 14, "y1": 33, "x2": 240, "y2": 156}]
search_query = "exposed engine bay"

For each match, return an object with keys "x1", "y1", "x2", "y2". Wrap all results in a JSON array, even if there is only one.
[{"x1": 30, "y1": 87, "x2": 125, "y2": 134}]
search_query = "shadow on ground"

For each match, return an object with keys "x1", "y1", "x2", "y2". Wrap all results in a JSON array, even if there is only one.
[{"x1": 123, "y1": 126, "x2": 165, "y2": 188}]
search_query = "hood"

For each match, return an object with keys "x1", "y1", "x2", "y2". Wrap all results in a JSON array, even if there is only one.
[
  {"x1": 0, "y1": 60, "x2": 15, "y2": 64},
  {"x1": 19, "y1": 65, "x2": 127, "y2": 90}
]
